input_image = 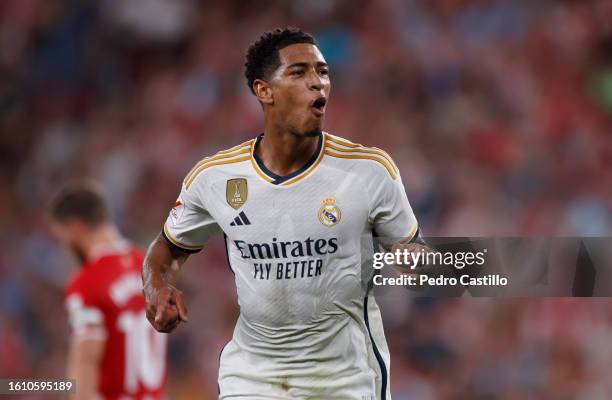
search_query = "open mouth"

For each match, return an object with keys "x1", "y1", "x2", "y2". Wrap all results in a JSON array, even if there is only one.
[{"x1": 311, "y1": 97, "x2": 327, "y2": 116}]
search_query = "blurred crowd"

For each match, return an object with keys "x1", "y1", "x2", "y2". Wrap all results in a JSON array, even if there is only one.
[{"x1": 0, "y1": 0, "x2": 611, "y2": 398}]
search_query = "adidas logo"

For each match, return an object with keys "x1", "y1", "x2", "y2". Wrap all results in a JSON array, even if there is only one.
[{"x1": 230, "y1": 211, "x2": 251, "y2": 226}]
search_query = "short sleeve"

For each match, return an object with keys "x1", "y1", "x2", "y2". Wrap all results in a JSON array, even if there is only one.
[
  {"x1": 65, "y1": 281, "x2": 106, "y2": 340},
  {"x1": 162, "y1": 181, "x2": 220, "y2": 253},
  {"x1": 369, "y1": 172, "x2": 419, "y2": 249}
]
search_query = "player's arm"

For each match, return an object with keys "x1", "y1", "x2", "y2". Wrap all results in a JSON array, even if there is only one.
[
  {"x1": 390, "y1": 234, "x2": 438, "y2": 271},
  {"x1": 66, "y1": 334, "x2": 104, "y2": 400},
  {"x1": 369, "y1": 163, "x2": 437, "y2": 269},
  {"x1": 64, "y1": 293, "x2": 106, "y2": 400},
  {"x1": 143, "y1": 180, "x2": 220, "y2": 333},
  {"x1": 142, "y1": 234, "x2": 190, "y2": 333}
]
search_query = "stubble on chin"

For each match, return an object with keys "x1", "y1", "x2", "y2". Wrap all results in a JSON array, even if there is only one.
[
  {"x1": 302, "y1": 128, "x2": 323, "y2": 137},
  {"x1": 288, "y1": 123, "x2": 322, "y2": 138}
]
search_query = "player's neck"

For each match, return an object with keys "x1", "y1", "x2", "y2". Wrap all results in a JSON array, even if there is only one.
[
  {"x1": 83, "y1": 225, "x2": 127, "y2": 263},
  {"x1": 258, "y1": 126, "x2": 320, "y2": 177}
]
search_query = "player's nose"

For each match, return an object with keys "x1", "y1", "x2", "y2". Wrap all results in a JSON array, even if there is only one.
[
  {"x1": 308, "y1": 71, "x2": 325, "y2": 91},
  {"x1": 310, "y1": 80, "x2": 323, "y2": 91}
]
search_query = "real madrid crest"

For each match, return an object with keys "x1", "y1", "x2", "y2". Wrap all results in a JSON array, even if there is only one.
[
  {"x1": 318, "y1": 197, "x2": 341, "y2": 227},
  {"x1": 226, "y1": 178, "x2": 248, "y2": 209}
]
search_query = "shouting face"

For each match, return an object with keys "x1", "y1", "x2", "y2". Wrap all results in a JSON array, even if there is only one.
[{"x1": 257, "y1": 43, "x2": 331, "y2": 137}]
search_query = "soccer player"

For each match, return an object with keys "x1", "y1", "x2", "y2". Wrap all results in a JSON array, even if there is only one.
[
  {"x1": 142, "y1": 27, "x2": 424, "y2": 399},
  {"x1": 48, "y1": 183, "x2": 167, "y2": 400}
]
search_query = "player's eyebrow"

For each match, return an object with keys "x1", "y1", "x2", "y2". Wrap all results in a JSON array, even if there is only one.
[{"x1": 286, "y1": 61, "x2": 329, "y2": 69}]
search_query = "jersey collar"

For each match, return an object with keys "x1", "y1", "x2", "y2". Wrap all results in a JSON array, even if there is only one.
[{"x1": 250, "y1": 132, "x2": 325, "y2": 186}]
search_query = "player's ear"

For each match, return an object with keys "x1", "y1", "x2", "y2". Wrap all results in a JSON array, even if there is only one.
[{"x1": 252, "y1": 79, "x2": 273, "y2": 105}]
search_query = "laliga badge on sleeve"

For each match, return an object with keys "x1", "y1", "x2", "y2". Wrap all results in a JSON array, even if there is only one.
[
  {"x1": 169, "y1": 197, "x2": 185, "y2": 225},
  {"x1": 226, "y1": 178, "x2": 248, "y2": 209}
]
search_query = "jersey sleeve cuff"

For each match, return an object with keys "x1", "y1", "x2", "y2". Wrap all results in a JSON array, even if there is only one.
[
  {"x1": 399, "y1": 225, "x2": 420, "y2": 244},
  {"x1": 162, "y1": 225, "x2": 203, "y2": 254}
]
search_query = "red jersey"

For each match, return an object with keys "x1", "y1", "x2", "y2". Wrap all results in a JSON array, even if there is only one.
[{"x1": 64, "y1": 244, "x2": 167, "y2": 400}]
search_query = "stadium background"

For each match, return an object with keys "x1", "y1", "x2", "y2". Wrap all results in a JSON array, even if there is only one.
[{"x1": 1, "y1": 0, "x2": 611, "y2": 398}]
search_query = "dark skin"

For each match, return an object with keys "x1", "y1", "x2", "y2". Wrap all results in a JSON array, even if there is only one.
[
  {"x1": 142, "y1": 43, "x2": 431, "y2": 333},
  {"x1": 253, "y1": 43, "x2": 331, "y2": 176},
  {"x1": 142, "y1": 234, "x2": 189, "y2": 333},
  {"x1": 142, "y1": 43, "x2": 331, "y2": 333}
]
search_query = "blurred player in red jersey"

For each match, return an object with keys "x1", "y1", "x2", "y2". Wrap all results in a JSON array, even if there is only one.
[{"x1": 48, "y1": 183, "x2": 167, "y2": 400}]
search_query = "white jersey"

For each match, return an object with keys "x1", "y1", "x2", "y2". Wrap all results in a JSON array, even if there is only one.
[{"x1": 163, "y1": 132, "x2": 418, "y2": 400}]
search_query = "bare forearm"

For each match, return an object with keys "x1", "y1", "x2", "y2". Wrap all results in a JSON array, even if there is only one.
[
  {"x1": 142, "y1": 234, "x2": 190, "y2": 332},
  {"x1": 142, "y1": 234, "x2": 187, "y2": 290},
  {"x1": 67, "y1": 338, "x2": 104, "y2": 400},
  {"x1": 67, "y1": 360, "x2": 97, "y2": 400},
  {"x1": 390, "y1": 237, "x2": 438, "y2": 272}
]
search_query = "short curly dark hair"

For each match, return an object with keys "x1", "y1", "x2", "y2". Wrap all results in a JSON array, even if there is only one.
[{"x1": 245, "y1": 27, "x2": 318, "y2": 94}]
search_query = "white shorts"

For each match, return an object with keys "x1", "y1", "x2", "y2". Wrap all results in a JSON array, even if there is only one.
[
  {"x1": 218, "y1": 340, "x2": 381, "y2": 400},
  {"x1": 218, "y1": 298, "x2": 391, "y2": 400}
]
